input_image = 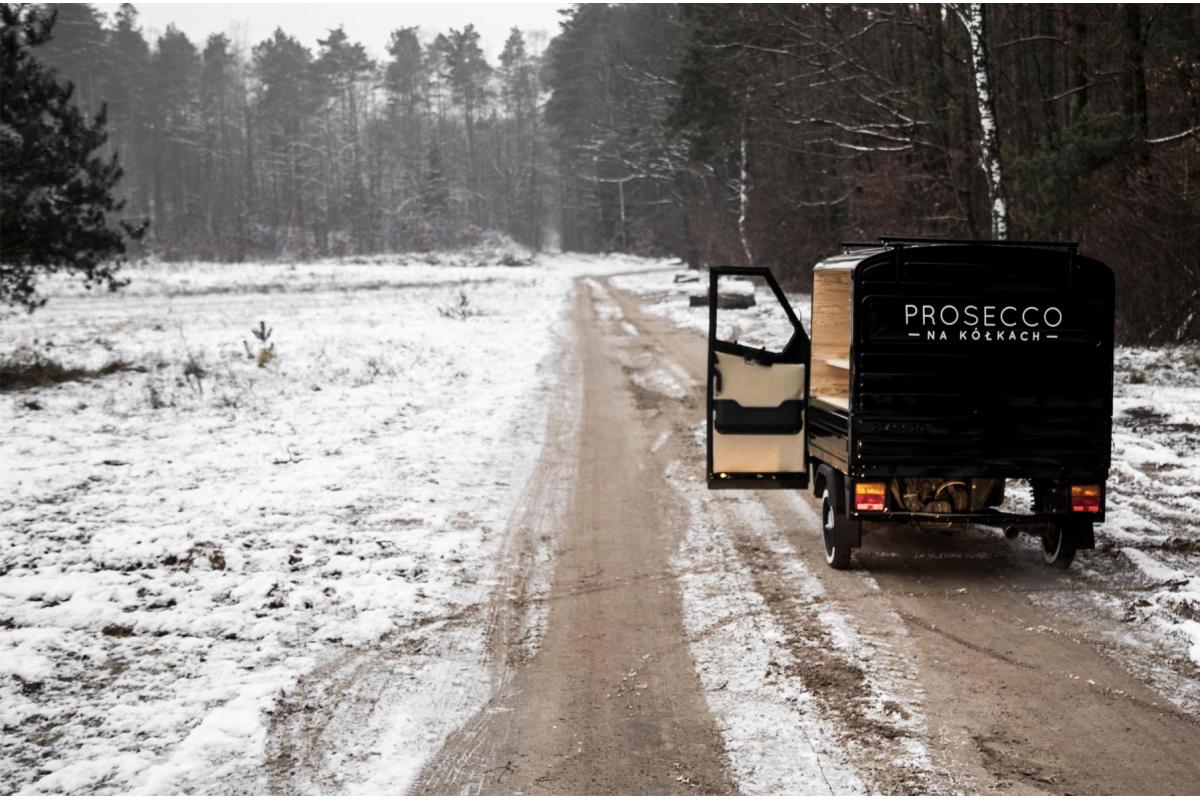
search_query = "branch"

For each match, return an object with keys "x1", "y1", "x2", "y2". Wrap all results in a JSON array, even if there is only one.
[{"x1": 1146, "y1": 126, "x2": 1200, "y2": 145}]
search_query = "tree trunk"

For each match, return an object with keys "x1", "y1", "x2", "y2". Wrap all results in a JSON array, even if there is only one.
[
  {"x1": 1123, "y1": 4, "x2": 1150, "y2": 149},
  {"x1": 957, "y1": 3, "x2": 1009, "y2": 240},
  {"x1": 737, "y1": 92, "x2": 754, "y2": 264},
  {"x1": 1070, "y1": 6, "x2": 1089, "y2": 124}
]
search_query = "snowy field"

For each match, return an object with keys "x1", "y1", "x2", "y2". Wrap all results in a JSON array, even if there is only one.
[
  {"x1": 0, "y1": 250, "x2": 665, "y2": 794},
  {"x1": 614, "y1": 268, "x2": 1200, "y2": 702}
]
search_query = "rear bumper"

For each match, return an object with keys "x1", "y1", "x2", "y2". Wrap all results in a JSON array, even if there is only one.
[{"x1": 848, "y1": 509, "x2": 1104, "y2": 525}]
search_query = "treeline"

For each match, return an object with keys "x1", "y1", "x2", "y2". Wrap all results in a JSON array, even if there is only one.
[
  {"x1": 34, "y1": 3, "x2": 547, "y2": 259},
  {"x1": 544, "y1": 4, "x2": 1200, "y2": 343},
  {"x1": 24, "y1": 3, "x2": 1200, "y2": 342}
]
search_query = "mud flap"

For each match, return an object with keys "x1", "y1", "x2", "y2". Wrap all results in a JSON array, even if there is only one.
[
  {"x1": 1067, "y1": 521, "x2": 1095, "y2": 550},
  {"x1": 831, "y1": 514, "x2": 862, "y2": 549}
]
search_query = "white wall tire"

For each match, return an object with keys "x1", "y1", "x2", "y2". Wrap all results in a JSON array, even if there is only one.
[
  {"x1": 1042, "y1": 525, "x2": 1077, "y2": 570},
  {"x1": 821, "y1": 488, "x2": 852, "y2": 570}
]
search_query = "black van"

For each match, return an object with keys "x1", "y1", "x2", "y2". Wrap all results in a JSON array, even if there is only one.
[{"x1": 706, "y1": 237, "x2": 1115, "y2": 570}]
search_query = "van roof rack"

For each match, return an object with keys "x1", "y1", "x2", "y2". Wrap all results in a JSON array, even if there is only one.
[{"x1": 877, "y1": 235, "x2": 1078, "y2": 253}]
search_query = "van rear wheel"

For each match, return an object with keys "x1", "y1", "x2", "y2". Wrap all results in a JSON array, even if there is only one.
[
  {"x1": 1041, "y1": 525, "x2": 1077, "y2": 570},
  {"x1": 821, "y1": 489, "x2": 852, "y2": 570}
]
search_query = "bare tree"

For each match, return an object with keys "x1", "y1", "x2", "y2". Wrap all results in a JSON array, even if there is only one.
[{"x1": 953, "y1": 3, "x2": 1008, "y2": 240}]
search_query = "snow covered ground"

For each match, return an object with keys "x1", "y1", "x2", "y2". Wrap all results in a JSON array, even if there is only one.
[
  {"x1": 614, "y1": 267, "x2": 1200, "y2": 708},
  {"x1": 0, "y1": 250, "x2": 666, "y2": 794},
  {"x1": 3, "y1": 254, "x2": 1197, "y2": 793}
]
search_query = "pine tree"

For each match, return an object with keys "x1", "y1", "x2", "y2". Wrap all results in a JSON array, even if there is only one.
[
  {"x1": 252, "y1": 28, "x2": 317, "y2": 251},
  {"x1": 0, "y1": 3, "x2": 143, "y2": 311},
  {"x1": 106, "y1": 4, "x2": 151, "y2": 220},
  {"x1": 384, "y1": 28, "x2": 425, "y2": 199},
  {"x1": 434, "y1": 26, "x2": 491, "y2": 225},
  {"x1": 34, "y1": 3, "x2": 107, "y2": 113},
  {"x1": 498, "y1": 27, "x2": 540, "y2": 245},
  {"x1": 315, "y1": 26, "x2": 373, "y2": 252},
  {"x1": 148, "y1": 25, "x2": 200, "y2": 251},
  {"x1": 199, "y1": 33, "x2": 244, "y2": 254}
]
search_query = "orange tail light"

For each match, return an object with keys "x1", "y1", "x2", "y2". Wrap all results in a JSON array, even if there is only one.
[
  {"x1": 855, "y1": 482, "x2": 887, "y2": 512},
  {"x1": 1071, "y1": 484, "x2": 1102, "y2": 513}
]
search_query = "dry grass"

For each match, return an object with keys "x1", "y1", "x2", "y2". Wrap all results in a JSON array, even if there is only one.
[{"x1": 0, "y1": 349, "x2": 140, "y2": 393}]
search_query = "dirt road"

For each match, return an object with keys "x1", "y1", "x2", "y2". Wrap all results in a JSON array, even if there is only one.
[
  {"x1": 279, "y1": 274, "x2": 1200, "y2": 794},
  {"x1": 423, "y1": 275, "x2": 1200, "y2": 794}
]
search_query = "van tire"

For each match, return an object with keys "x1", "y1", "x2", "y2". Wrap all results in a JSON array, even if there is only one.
[
  {"x1": 1042, "y1": 525, "x2": 1077, "y2": 570},
  {"x1": 822, "y1": 489, "x2": 852, "y2": 570}
]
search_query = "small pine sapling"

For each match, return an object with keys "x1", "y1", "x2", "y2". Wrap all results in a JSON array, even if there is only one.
[
  {"x1": 243, "y1": 321, "x2": 275, "y2": 367},
  {"x1": 438, "y1": 289, "x2": 478, "y2": 320}
]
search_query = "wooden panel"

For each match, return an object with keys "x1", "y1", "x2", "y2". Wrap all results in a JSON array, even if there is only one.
[
  {"x1": 712, "y1": 353, "x2": 806, "y2": 473},
  {"x1": 816, "y1": 395, "x2": 849, "y2": 410},
  {"x1": 810, "y1": 269, "x2": 852, "y2": 403},
  {"x1": 713, "y1": 430, "x2": 807, "y2": 473}
]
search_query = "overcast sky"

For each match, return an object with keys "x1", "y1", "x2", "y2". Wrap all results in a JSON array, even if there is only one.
[{"x1": 95, "y1": 3, "x2": 569, "y2": 60}]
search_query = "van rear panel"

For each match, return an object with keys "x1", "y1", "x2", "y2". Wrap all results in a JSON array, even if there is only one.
[{"x1": 850, "y1": 246, "x2": 1115, "y2": 479}]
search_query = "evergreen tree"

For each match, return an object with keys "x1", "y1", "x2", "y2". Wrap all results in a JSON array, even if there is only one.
[
  {"x1": 315, "y1": 26, "x2": 373, "y2": 251},
  {"x1": 148, "y1": 25, "x2": 200, "y2": 251},
  {"x1": 498, "y1": 27, "x2": 540, "y2": 245},
  {"x1": 35, "y1": 3, "x2": 107, "y2": 113},
  {"x1": 198, "y1": 33, "x2": 243, "y2": 253},
  {"x1": 433, "y1": 25, "x2": 491, "y2": 224},
  {"x1": 106, "y1": 3, "x2": 151, "y2": 219},
  {"x1": 0, "y1": 3, "x2": 143, "y2": 311},
  {"x1": 251, "y1": 28, "x2": 316, "y2": 250}
]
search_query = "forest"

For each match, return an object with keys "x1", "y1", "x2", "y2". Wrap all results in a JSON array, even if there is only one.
[{"x1": 10, "y1": 3, "x2": 1200, "y2": 342}]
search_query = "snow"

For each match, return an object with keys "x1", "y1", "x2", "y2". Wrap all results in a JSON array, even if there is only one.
[
  {"x1": 0, "y1": 251, "x2": 666, "y2": 794},
  {"x1": 611, "y1": 268, "x2": 809, "y2": 349},
  {"x1": 665, "y1": 458, "x2": 940, "y2": 793},
  {"x1": 666, "y1": 461, "x2": 866, "y2": 795}
]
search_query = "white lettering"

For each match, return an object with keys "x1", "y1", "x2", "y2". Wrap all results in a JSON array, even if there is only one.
[{"x1": 903, "y1": 300, "x2": 1058, "y2": 344}]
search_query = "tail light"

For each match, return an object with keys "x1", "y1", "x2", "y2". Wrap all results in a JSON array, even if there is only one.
[
  {"x1": 855, "y1": 482, "x2": 887, "y2": 512},
  {"x1": 1071, "y1": 484, "x2": 1102, "y2": 513}
]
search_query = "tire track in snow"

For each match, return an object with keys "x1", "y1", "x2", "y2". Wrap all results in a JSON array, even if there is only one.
[
  {"x1": 666, "y1": 460, "x2": 865, "y2": 794},
  {"x1": 263, "y1": 285, "x2": 582, "y2": 794},
  {"x1": 595, "y1": 276, "x2": 946, "y2": 793}
]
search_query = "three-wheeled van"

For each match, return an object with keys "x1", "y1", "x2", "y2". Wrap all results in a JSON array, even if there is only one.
[{"x1": 706, "y1": 237, "x2": 1115, "y2": 570}]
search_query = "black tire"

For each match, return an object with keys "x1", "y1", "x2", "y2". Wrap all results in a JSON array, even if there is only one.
[
  {"x1": 821, "y1": 489, "x2": 852, "y2": 570},
  {"x1": 1041, "y1": 525, "x2": 1077, "y2": 570}
]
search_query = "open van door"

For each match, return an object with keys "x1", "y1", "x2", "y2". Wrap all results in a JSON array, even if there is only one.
[{"x1": 707, "y1": 267, "x2": 811, "y2": 489}]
